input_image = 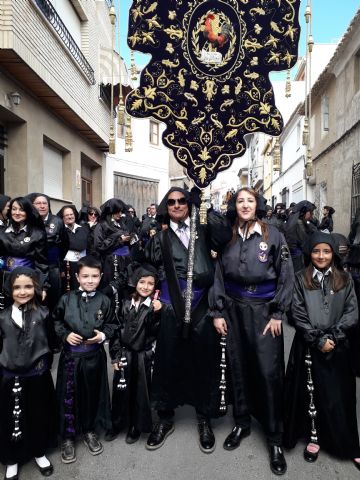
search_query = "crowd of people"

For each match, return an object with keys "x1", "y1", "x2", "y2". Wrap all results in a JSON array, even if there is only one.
[{"x1": 0, "y1": 188, "x2": 359, "y2": 479}]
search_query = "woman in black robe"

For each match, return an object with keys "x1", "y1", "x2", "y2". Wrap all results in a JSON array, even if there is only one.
[
  {"x1": 78, "y1": 205, "x2": 101, "y2": 257},
  {"x1": 284, "y1": 232, "x2": 360, "y2": 469},
  {"x1": 211, "y1": 187, "x2": 294, "y2": 475},
  {"x1": 93, "y1": 198, "x2": 136, "y2": 296},
  {"x1": 57, "y1": 205, "x2": 88, "y2": 293},
  {"x1": 318, "y1": 206, "x2": 335, "y2": 233},
  {"x1": 0, "y1": 197, "x2": 48, "y2": 304}
]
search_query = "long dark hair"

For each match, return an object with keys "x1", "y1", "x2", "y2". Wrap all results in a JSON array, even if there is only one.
[
  {"x1": 229, "y1": 187, "x2": 269, "y2": 243},
  {"x1": 7, "y1": 267, "x2": 42, "y2": 310},
  {"x1": 9, "y1": 197, "x2": 45, "y2": 234}
]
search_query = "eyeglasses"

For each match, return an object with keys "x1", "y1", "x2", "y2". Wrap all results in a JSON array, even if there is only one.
[
  {"x1": 88, "y1": 212, "x2": 97, "y2": 217},
  {"x1": 166, "y1": 197, "x2": 187, "y2": 207}
]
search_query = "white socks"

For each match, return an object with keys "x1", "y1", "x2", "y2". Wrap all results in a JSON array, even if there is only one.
[
  {"x1": 35, "y1": 456, "x2": 51, "y2": 468},
  {"x1": 5, "y1": 464, "x2": 18, "y2": 478}
]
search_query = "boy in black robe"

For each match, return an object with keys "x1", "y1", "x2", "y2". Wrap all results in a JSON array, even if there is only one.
[{"x1": 54, "y1": 255, "x2": 116, "y2": 464}]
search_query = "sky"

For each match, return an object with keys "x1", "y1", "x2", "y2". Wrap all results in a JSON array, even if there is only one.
[{"x1": 115, "y1": 0, "x2": 359, "y2": 71}]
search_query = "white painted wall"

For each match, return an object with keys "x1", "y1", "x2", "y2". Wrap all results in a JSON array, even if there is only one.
[{"x1": 51, "y1": 0, "x2": 82, "y2": 46}]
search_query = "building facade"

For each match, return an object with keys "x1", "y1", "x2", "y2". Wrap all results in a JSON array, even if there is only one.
[{"x1": 0, "y1": 0, "x2": 115, "y2": 211}]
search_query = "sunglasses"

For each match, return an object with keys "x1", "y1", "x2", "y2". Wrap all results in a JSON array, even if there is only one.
[
  {"x1": 88, "y1": 212, "x2": 97, "y2": 216},
  {"x1": 166, "y1": 197, "x2": 187, "y2": 207}
]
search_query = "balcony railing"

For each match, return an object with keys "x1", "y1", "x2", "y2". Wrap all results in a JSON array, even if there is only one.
[{"x1": 34, "y1": 0, "x2": 96, "y2": 85}]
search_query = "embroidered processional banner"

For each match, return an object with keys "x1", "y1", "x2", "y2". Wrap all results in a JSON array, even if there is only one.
[{"x1": 126, "y1": 0, "x2": 301, "y2": 188}]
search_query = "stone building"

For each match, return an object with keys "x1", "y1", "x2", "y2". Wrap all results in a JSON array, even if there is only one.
[
  {"x1": 309, "y1": 8, "x2": 360, "y2": 234},
  {"x1": 0, "y1": 0, "x2": 117, "y2": 210}
]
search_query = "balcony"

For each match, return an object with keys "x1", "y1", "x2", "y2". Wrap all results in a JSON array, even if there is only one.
[{"x1": 33, "y1": 0, "x2": 95, "y2": 85}]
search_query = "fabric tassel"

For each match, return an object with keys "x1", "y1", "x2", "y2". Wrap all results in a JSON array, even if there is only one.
[
  {"x1": 305, "y1": 349, "x2": 318, "y2": 444},
  {"x1": 11, "y1": 376, "x2": 22, "y2": 442},
  {"x1": 64, "y1": 355, "x2": 76, "y2": 438},
  {"x1": 116, "y1": 350, "x2": 127, "y2": 391},
  {"x1": 219, "y1": 334, "x2": 227, "y2": 414}
]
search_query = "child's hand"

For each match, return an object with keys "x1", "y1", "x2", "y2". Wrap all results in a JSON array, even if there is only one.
[
  {"x1": 85, "y1": 330, "x2": 103, "y2": 344},
  {"x1": 320, "y1": 339, "x2": 335, "y2": 353},
  {"x1": 112, "y1": 362, "x2": 123, "y2": 371},
  {"x1": 66, "y1": 332, "x2": 83, "y2": 345},
  {"x1": 42, "y1": 290, "x2": 47, "y2": 302},
  {"x1": 152, "y1": 299, "x2": 162, "y2": 311},
  {"x1": 263, "y1": 318, "x2": 282, "y2": 337}
]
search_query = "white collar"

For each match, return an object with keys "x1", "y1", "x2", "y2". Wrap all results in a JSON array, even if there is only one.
[
  {"x1": 79, "y1": 288, "x2": 96, "y2": 297},
  {"x1": 170, "y1": 216, "x2": 190, "y2": 232},
  {"x1": 312, "y1": 266, "x2": 332, "y2": 282},
  {"x1": 131, "y1": 296, "x2": 152, "y2": 308},
  {"x1": 238, "y1": 221, "x2": 261, "y2": 239},
  {"x1": 66, "y1": 223, "x2": 81, "y2": 232},
  {"x1": 5, "y1": 224, "x2": 27, "y2": 233}
]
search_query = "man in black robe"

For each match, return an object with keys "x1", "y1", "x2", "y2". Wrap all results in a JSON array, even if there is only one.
[{"x1": 144, "y1": 187, "x2": 231, "y2": 453}]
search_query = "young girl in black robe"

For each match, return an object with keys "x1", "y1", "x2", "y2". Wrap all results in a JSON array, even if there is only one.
[
  {"x1": 0, "y1": 267, "x2": 56, "y2": 480},
  {"x1": 284, "y1": 232, "x2": 360, "y2": 469},
  {"x1": 108, "y1": 264, "x2": 161, "y2": 443}
]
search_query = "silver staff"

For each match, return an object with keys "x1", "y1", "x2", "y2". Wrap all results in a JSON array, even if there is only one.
[{"x1": 183, "y1": 203, "x2": 198, "y2": 339}]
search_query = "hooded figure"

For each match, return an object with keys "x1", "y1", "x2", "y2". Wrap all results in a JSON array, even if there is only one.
[
  {"x1": 284, "y1": 232, "x2": 360, "y2": 464},
  {"x1": 142, "y1": 186, "x2": 232, "y2": 453},
  {"x1": 0, "y1": 194, "x2": 10, "y2": 227},
  {"x1": 93, "y1": 198, "x2": 136, "y2": 297},
  {"x1": 284, "y1": 200, "x2": 317, "y2": 272},
  {"x1": 318, "y1": 205, "x2": 335, "y2": 233}
]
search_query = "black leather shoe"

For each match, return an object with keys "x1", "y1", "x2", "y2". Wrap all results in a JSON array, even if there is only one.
[
  {"x1": 304, "y1": 446, "x2": 319, "y2": 463},
  {"x1": 353, "y1": 460, "x2": 360, "y2": 471},
  {"x1": 223, "y1": 426, "x2": 251, "y2": 451},
  {"x1": 61, "y1": 439, "x2": 76, "y2": 464},
  {"x1": 83, "y1": 432, "x2": 103, "y2": 455},
  {"x1": 198, "y1": 420, "x2": 215, "y2": 454},
  {"x1": 104, "y1": 428, "x2": 119, "y2": 442},
  {"x1": 36, "y1": 462, "x2": 54, "y2": 477},
  {"x1": 269, "y1": 446, "x2": 287, "y2": 475},
  {"x1": 126, "y1": 426, "x2": 141, "y2": 444},
  {"x1": 146, "y1": 422, "x2": 175, "y2": 450}
]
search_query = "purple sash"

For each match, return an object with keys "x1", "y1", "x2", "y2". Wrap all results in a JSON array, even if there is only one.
[
  {"x1": 4, "y1": 257, "x2": 34, "y2": 271},
  {"x1": 160, "y1": 279, "x2": 205, "y2": 310},
  {"x1": 2, "y1": 356, "x2": 49, "y2": 378},
  {"x1": 64, "y1": 343, "x2": 100, "y2": 354},
  {"x1": 225, "y1": 279, "x2": 277, "y2": 300},
  {"x1": 47, "y1": 246, "x2": 60, "y2": 264},
  {"x1": 112, "y1": 246, "x2": 130, "y2": 257}
]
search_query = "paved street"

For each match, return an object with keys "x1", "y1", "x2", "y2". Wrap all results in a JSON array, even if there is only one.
[{"x1": 3, "y1": 324, "x2": 360, "y2": 480}]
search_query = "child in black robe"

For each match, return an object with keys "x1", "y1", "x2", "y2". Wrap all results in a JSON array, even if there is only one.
[
  {"x1": 0, "y1": 267, "x2": 56, "y2": 480},
  {"x1": 284, "y1": 232, "x2": 360, "y2": 470},
  {"x1": 54, "y1": 255, "x2": 116, "y2": 464},
  {"x1": 107, "y1": 264, "x2": 161, "y2": 443}
]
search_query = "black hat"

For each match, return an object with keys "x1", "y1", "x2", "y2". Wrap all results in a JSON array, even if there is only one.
[
  {"x1": 323, "y1": 206, "x2": 335, "y2": 215},
  {"x1": 305, "y1": 232, "x2": 341, "y2": 265},
  {"x1": 292, "y1": 200, "x2": 316, "y2": 215},
  {"x1": 57, "y1": 204, "x2": 79, "y2": 222},
  {"x1": 4, "y1": 266, "x2": 43, "y2": 299},
  {"x1": 99, "y1": 198, "x2": 127, "y2": 220},
  {"x1": 128, "y1": 263, "x2": 158, "y2": 288}
]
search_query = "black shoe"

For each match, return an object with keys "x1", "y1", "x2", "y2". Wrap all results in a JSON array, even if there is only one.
[
  {"x1": 126, "y1": 426, "x2": 141, "y2": 444},
  {"x1": 61, "y1": 439, "x2": 76, "y2": 464},
  {"x1": 269, "y1": 446, "x2": 287, "y2": 475},
  {"x1": 304, "y1": 446, "x2": 319, "y2": 463},
  {"x1": 353, "y1": 460, "x2": 360, "y2": 471},
  {"x1": 35, "y1": 461, "x2": 54, "y2": 477},
  {"x1": 223, "y1": 425, "x2": 251, "y2": 451},
  {"x1": 198, "y1": 420, "x2": 215, "y2": 454},
  {"x1": 83, "y1": 432, "x2": 103, "y2": 456},
  {"x1": 104, "y1": 428, "x2": 119, "y2": 442},
  {"x1": 146, "y1": 422, "x2": 175, "y2": 450}
]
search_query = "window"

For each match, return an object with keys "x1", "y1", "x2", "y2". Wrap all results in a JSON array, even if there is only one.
[
  {"x1": 43, "y1": 142, "x2": 63, "y2": 199},
  {"x1": 355, "y1": 49, "x2": 360, "y2": 92},
  {"x1": 149, "y1": 120, "x2": 159, "y2": 146},
  {"x1": 321, "y1": 95, "x2": 329, "y2": 132}
]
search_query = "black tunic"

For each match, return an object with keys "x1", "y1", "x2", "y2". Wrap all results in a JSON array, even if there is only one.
[
  {"x1": 211, "y1": 224, "x2": 294, "y2": 439},
  {"x1": 54, "y1": 291, "x2": 116, "y2": 437},
  {"x1": 284, "y1": 271, "x2": 360, "y2": 458},
  {"x1": 0, "y1": 305, "x2": 57, "y2": 465},
  {"x1": 61, "y1": 225, "x2": 89, "y2": 292},
  {"x1": 145, "y1": 210, "x2": 232, "y2": 416},
  {"x1": 109, "y1": 298, "x2": 161, "y2": 432}
]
